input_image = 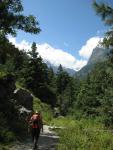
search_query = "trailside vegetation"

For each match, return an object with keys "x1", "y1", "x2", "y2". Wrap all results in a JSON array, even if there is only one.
[
  {"x1": 1, "y1": 0, "x2": 113, "y2": 149},
  {"x1": 0, "y1": 0, "x2": 41, "y2": 143},
  {"x1": 53, "y1": 1, "x2": 113, "y2": 149}
]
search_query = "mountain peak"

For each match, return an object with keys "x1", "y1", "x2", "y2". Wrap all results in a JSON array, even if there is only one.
[
  {"x1": 76, "y1": 46, "x2": 110, "y2": 78},
  {"x1": 87, "y1": 46, "x2": 109, "y2": 65},
  {"x1": 45, "y1": 60, "x2": 76, "y2": 76}
]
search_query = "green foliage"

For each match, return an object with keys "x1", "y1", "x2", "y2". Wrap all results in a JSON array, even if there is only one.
[
  {"x1": 33, "y1": 97, "x2": 53, "y2": 123},
  {"x1": 1, "y1": 1, "x2": 113, "y2": 147},
  {"x1": 0, "y1": 130, "x2": 15, "y2": 143},
  {"x1": 93, "y1": 1, "x2": 113, "y2": 26},
  {"x1": 57, "y1": 65, "x2": 70, "y2": 94},
  {"x1": 33, "y1": 97, "x2": 42, "y2": 111},
  {"x1": 0, "y1": 0, "x2": 41, "y2": 36},
  {"x1": 0, "y1": 113, "x2": 11, "y2": 142},
  {"x1": 0, "y1": 74, "x2": 29, "y2": 143},
  {"x1": 56, "y1": 64, "x2": 76, "y2": 115},
  {"x1": 23, "y1": 42, "x2": 47, "y2": 90},
  {"x1": 29, "y1": 42, "x2": 38, "y2": 59},
  {"x1": 0, "y1": 36, "x2": 15, "y2": 64},
  {"x1": 21, "y1": 42, "x2": 57, "y2": 106},
  {"x1": 0, "y1": 112, "x2": 16, "y2": 143},
  {"x1": 50, "y1": 117, "x2": 75, "y2": 127},
  {"x1": 93, "y1": 1, "x2": 113, "y2": 47},
  {"x1": 0, "y1": 0, "x2": 42, "y2": 145},
  {"x1": 73, "y1": 61, "x2": 113, "y2": 126},
  {"x1": 0, "y1": 66, "x2": 7, "y2": 78},
  {"x1": 76, "y1": 77, "x2": 101, "y2": 116},
  {"x1": 55, "y1": 118, "x2": 113, "y2": 150}
]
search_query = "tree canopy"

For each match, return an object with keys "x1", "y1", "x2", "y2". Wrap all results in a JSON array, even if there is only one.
[
  {"x1": 93, "y1": 1, "x2": 113, "y2": 47},
  {"x1": 0, "y1": 0, "x2": 41, "y2": 36}
]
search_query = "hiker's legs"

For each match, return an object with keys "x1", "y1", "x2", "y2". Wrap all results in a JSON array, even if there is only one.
[
  {"x1": 33, "y1": 128, "x2": 40, "y2": 149},
  {"x1": 36, "y1": 128, "x2": 40, "y2": 143},
  {"x1": 32, "y1": 129, "x2": 37, "y2": 149},
  {"x1": 32, "y1": 129, "x2": 35, "y2": 143},
  {"x1": 35, "y1": 128, "x2": 40, "y2": 145}
]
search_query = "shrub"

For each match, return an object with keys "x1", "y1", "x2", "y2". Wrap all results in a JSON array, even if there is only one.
[{"x1": 0, "y1": 129, "x2": 15, "y2": 143}]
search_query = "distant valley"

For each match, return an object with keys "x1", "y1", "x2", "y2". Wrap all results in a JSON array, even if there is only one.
[{"x1": 45, "y1": 46, "x2": 110, "y2": 78}]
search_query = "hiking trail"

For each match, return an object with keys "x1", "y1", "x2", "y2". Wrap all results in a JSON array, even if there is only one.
[{"x1": 9, "y1": 125, "x2": 59, "y2": 150}]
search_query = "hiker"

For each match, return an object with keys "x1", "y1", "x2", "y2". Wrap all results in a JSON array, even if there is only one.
[{"x1": 29, "y1": 111, "x2": 43, "y2": 150}]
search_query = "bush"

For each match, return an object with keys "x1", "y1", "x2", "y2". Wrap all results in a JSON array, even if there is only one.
[
  {"x1": 0, "y1": 129, "x2": 15, "y2": 143},
  {"x1": 0, "y1": 113, "x2": 16, "y2": 143}
]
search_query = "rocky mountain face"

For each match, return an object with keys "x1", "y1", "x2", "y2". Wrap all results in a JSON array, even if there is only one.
[
  {"x1": 44, "y1": 47, "x2": 110, "y2": 78},
  {"x1": 76, "y1": 47, "x2": 110, "y2": 78},
  {"x1": 87, "y1": 47, "x2": 109, "y2": 65}
]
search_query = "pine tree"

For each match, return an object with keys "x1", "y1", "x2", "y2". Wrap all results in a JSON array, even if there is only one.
[
  {"x1": 56, "y1": 64, "x2": 76, "y2": 114},
  {"x1": 23, "y1": 42, "x2": 45, "y2": 91},
  {"x1": 22, "y1": 42, "x2": 57, "y2": 106},
  {"x1": 93, "y1": 1, "x2": 113, "y2": 47},
  {"x1": 0, "y1": 0, "x2": 41, "y2": 36},
  {"x1": 57, "y1": 64, "x2": 70, "y2": 94}
]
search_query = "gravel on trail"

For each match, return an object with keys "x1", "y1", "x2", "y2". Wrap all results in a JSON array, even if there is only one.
[{"x1": 9, "y1": 125, "x2": 59, "y2": 150}]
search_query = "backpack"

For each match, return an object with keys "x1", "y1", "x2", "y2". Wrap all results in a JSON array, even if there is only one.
[{"x1": 32, "y1": 114, "x2": 39, "y2": 126}]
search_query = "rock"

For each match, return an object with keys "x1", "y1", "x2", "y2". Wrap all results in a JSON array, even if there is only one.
[
  {"x1": 19, "y1": 106, "x2": 32, "y2": 114},
  {"x1": 53, "y1": 107, "x2": 60, "y2": 117},
  {"x1": 18, "y1": 106, "x2": 32, "y2": 120},
  {"x1": 14, "y1": 88, "x2": 33, "y2": 110}
]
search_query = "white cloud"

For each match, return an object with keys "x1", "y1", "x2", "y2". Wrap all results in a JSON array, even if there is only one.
[
  {"x1": 8, "y1": 37, "x2": 87, "y2": 71},
  {"x1": 8, "y1": 36, "x2": 31, "y2": 50},
  {"x1": 9, "y1": 36, "x2": 102, "y2": 71},
  {"x1": 79, "y1": 36, "x2": 103, "y2": 59},
  {"x1": 36, "y1": 43, "x2": 87, "y2": 71},
  {"x1": 75, "y1": 60, "x2": 87, "y2": 71}
]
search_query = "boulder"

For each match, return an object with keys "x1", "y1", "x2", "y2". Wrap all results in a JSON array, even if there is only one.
[
  {"x1": 19, "y1": 106, "x2": 32, "y2": 114},
  {"x1": 14, "y1": 88, "x2": 33, "y2": 110}
]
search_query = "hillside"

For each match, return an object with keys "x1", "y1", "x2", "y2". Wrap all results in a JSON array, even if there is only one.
[
  {"x1": 1, "y1": 0, "x2": 113, "y2": 149},
  {"x1": 76, "y1": 46, "x2": 110, "y2": 78}
]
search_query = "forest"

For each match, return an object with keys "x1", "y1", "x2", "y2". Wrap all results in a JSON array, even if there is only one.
[{"x1": 0, "y1": 0, "x2": 113, "y2": 149}]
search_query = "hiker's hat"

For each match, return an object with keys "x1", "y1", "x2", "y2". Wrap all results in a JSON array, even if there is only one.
[{"x1": 35, "y1": 110, "x2": 38, "y2": 114}]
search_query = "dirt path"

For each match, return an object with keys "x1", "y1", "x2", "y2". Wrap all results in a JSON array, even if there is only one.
[{"x1": 9, "y1": 125, "x2": 59, "y2": 150}]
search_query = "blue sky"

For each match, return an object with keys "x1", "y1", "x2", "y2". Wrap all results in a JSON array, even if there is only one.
[{"x1": 9, "y1": 0, "x2": 113, "y2": 71}]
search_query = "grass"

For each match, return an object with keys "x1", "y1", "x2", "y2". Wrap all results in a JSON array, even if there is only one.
[
  {"x1": 0, "y1": 144, "x2": 10, "y2": 150},
  {"x1": 0, "y1": 70, "x2": 8, "y2": 79},
  {"x1": 51, "y1": 117, "x2": 113, "y2": 150},
  {"x1": 15, "y1": 81, "x2": 31, "y2": 92},
  {"x1": 12, "y1": 80, "x2": 113, "y2": 149}
]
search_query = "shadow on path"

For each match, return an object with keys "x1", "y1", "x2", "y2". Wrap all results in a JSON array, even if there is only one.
[
  {"x1": 38, "y1": 133, "x2": 59, "y2": 150},
  {"x1": 9, "y1": 126, "x2": 59, "y2": 150}
]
